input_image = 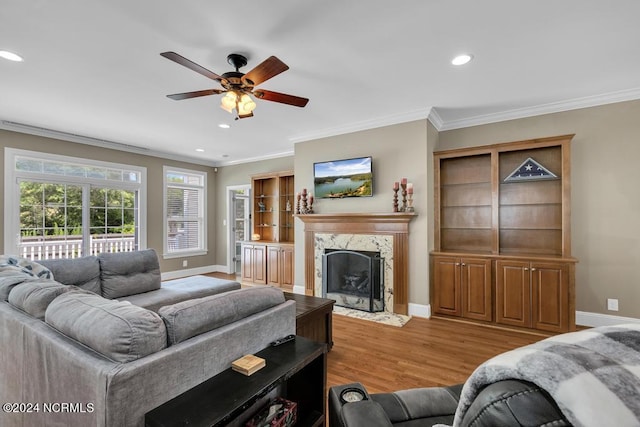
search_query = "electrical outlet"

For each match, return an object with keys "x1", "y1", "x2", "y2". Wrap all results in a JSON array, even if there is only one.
[
  {"x1": 607, "y1": 298, "x2": 619, "y2": 311},
  {"x1": 182, "y1": 260, "x2": 188, "y2": 268}
]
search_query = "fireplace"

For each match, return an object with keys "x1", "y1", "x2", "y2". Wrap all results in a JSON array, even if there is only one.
[
  {"x1": 297, "y1": 212, "x2": 416, "y2": 315},
  {"x1": 322, "y1": 249, "x2": 384, "y2": 312}
]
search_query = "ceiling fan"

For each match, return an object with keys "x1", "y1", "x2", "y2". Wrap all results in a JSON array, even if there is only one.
[{"x1": 160, "y1": 51, "x2": 309, "y2": 119}]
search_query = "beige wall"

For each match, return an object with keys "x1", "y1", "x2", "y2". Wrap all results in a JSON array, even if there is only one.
[
  {"x1": 7, "y1": 98, "x2": 639, "y2": 319},
  {"x1": 213, "y1": 156, "x2": 294, "y2": 269},
  {"x1": 0, "y1": 129, "x2": 216, "y2": 274},
  {"x1": 293, "y1": 120, "x2": 431, "y2": 307},
  {"x1": 438, "y1": 99, "x2": 640, "y2": 318}
]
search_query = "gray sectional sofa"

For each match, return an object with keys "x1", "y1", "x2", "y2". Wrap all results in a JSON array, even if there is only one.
[{"x1": 0, "y1": 249, "x2": 296, "y2": 426}]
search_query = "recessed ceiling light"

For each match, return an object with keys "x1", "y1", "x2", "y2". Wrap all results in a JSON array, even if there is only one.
[
  {"x1": 218, "y1": 124, "x2": 230, "y2": 129},
  {"x1": 0, "y1": 50, "x2": 24, "y2": 62},
  {"x1": 195, "y1": 148, "x2": 205, "y2": 152},
  {"x1": 452, "y1": 54, "x2": 473, "y2": 66}
]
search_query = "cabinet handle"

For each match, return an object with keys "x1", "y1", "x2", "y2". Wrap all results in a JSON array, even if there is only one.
[
  {"x1": 524, "y1": 267, "x2": 529, "y2": 271},
  {"x1": 531, "y1": 268, "x2": 536, "y2": 272},
  {"x1": 455, "y1": 262, "x2": 460, "y2": 266},
  {"x1": 461, "y1": 263, "x2": 466, "y2": 266}
]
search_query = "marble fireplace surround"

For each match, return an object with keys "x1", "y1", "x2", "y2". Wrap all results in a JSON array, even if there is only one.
[{"x1": 296, "y1": 213, "x2": 416, "y2": 315}]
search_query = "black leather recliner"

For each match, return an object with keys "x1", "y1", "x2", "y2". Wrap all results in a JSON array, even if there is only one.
[{"x1": 329, "y1": 379, "x2": 571, "y2": 427}]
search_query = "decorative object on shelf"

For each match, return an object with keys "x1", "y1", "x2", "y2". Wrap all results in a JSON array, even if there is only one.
[
  {"x1": 285, "y1": 199, "x2": 291, "y2": 211},
  {"x1": 297, "y1": 188, "x2": 314, "y2": 214},
  {"x1": 258, "y1": 201, "x2": 266, "y2": 212},
  {"x1": 393, "y1": 182, "x2": 399, "y2": 212},
  {"x1": 406, "y1": 183, "x2": 414, "y2": 213},
  {"x1": 252, "y1": 233, "x2": 261, "y2": 241},
  {"x1": 400, "y1": 178, "x2": 408, "y2": 212},
  {"x1": 504, "y1": 157, "x2": 558, "y2": 182},
  {"x1": 246, "y1": 397, "x2": 297, "y2": 427},
  {"x1": 392, "y1": 178, "x2": 414, "y2": 213},
  {"x1": 231, "y1": 354, "x2": 265, "y2": 376}
]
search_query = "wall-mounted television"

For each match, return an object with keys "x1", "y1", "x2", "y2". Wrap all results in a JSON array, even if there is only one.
[{"x1": 313, "y1": 156, "x2": 373, "y2": 198}]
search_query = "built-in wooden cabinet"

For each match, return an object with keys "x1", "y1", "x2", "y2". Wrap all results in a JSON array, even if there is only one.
[
  {"x1": 242, "y1": 171, "x2": 295, "y2": 288},
  {"x1": 267, "y1": 244, "x2": 294, "y2": 287},
  {"x1": 495, "y1": 259, "x2": 572, "y2": 333},
  {"x1": 431, "y1": 135, "x2": 577, "y2": 332},
  {"x1": 432, "y1": 256, "x2": 492, "y2": 322},
  {"x1": 241, "y1": 243, "x2": 267, "y2": 284}
]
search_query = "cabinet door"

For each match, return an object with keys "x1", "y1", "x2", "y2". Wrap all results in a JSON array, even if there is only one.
[
  {"x1": 267, "y1": 245, "x2": 282, "y2": 286},
  {"x1": 252, "y1": 245, "x2": 267, "y2": 284},
  {"x1": 531, "y1": 262, "x2": 569, "y2": 332},
  {"x1": 432, "y1": 256, "x2": 461, "y2": 316},
  {"x1": 280, "y1": 246, "x2": 295, "y2": 287},
  {"x1": 461, "y1": 258, "x2": 492, "y2": 321},
  {"x1": 495, "y1": 260, "x2": 531, "y2": 328},
  {"x1": 241, "y1": 244, "x2": 254, "y2": 282}
]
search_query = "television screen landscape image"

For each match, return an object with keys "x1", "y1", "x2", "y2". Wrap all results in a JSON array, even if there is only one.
[{"x1": 314, "y1": 156, "x2": 373, "y2": 198}]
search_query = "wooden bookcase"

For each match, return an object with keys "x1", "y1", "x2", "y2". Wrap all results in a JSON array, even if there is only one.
[
  {"x1": 242, "y1": 170, "x2": 295, "y2": 288},
  {"x1": 431, "y1": 135, "x2": 577, "y2": 332}
]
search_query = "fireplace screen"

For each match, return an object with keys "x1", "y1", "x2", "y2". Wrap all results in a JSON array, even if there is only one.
[{"x1": 322, "y1": 249, "x2": 384, "y2": 312}]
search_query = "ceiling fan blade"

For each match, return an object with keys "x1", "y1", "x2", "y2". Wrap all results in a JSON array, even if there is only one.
[
  {"x1": 254, "y1": 90, "x2": 309, "y2": 107},
  {"x1": 166, "y1": 89, "x2": 225, "y2": 100},
  {"x1": 161, "y1": 52, "x2": 223, "y2": 82},
  {"x1": 242, "y1": 56, "x2": 289, "y2": 86}
]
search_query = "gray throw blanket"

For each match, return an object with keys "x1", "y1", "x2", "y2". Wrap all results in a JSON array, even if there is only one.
[
  {"x1": 0, "y1": 255, "x2": 53, "y2": 300},
  {"x1": 450, "y1": 324, "x2": 640, "y2": 427}
]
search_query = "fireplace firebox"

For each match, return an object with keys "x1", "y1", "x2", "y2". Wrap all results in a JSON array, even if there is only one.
[{"x1": 322, "y1": 249, "x2": 384, "y2": 312}]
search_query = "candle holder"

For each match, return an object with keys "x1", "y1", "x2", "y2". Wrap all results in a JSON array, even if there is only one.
[
  {"x1": 295, "y1": 193, "x2": 301, "y2": 214},
  {"x1": 393, "y1": 188, "x2": 399, "y2": 212},
  {"x1": 406, "y1": 193, "x2": 414, "y2": 212},
  {"x1": 400, "y1": 183, "x2": 407, "y2": 212}
]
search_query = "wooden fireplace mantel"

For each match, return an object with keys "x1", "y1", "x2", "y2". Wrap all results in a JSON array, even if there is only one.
[{"x1": 296, "y1": 212, "x2": 417, "y2": 315}]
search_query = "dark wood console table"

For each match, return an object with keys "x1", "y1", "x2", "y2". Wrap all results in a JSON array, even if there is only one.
[
  {"x1": 284, "y1": 292, "x2": 334, "y2": 350},
  {"x1": 145, "y1": 336, "x2": 327, "y2": 427}
]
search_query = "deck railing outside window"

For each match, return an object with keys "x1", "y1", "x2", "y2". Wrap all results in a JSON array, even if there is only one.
[{"x1": 18, "y1": 235, "x2": 136, "y2": 260}]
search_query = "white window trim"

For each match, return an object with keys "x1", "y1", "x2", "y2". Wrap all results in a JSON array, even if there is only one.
[
  {"x1": 4, "y1": 148, "x2": 147, "y2": 256},
  {"x1": 162, "y1": 165, "x2": 207, "y2": 259}
]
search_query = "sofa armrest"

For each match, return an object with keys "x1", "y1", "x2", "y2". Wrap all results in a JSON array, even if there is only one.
[
  {"x1": 342, "y1": 401, "x2": 393, "y2": 427},
  {"x1": 371, "y1": 384, "x2": 462, "y2": 424}
]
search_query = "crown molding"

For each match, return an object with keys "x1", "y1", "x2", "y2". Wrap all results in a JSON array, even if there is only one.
[
  {"x1": 434, "y1": 87, "x2": 640, "y2": 131},
  {"x1": 289, "y1": 107, "x2": 431, "y2": 144},
  {"x1": 214, "y1": 149, "x2": 294, "y2": 166},
  {"x1": 0, "y1": 120, "x2": 219, "y2": 167}
]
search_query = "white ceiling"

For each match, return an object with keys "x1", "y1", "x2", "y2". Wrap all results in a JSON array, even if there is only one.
[{"x1": 2, "y1": 1, "x2": 640, "y2": 166}]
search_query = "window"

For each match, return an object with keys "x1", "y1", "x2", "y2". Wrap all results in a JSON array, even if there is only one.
[
  {"x1": 163, "y1": 167, "x2": 207, "y2": 257},
  {"x1": 4, "y1": 148, "x2": 146, "y2": 260}
]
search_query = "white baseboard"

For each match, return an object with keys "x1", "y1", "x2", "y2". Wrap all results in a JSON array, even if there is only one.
[
  {"x1": 161, "y1": 264, "x2": 227, "y2": 281},
  {"x1": 576, "y1": 311, "x2": 640, "y2": 327},
  {"x1": 408, "y1": 303, "x2": 431, "y2": 318}
]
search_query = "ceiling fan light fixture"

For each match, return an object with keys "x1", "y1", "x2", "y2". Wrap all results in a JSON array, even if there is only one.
[
  {"x1": 238, "y1": 93, "x2": 256, "y2": 115},
  {"x1": 220, "y1": 91, "x2": 238, "y2": 113}
]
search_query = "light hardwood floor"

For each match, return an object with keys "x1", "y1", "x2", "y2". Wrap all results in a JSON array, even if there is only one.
[
  {"x1": 204, "y1": 273, "x2": 547, "y2": 393},
  {"x1": 327, "y1": 314, "x2": 549, "y2": 393}
]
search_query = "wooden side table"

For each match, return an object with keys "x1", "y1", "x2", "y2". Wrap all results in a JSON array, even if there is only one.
[{"x1": 284, "y1": 292, "x2": 334, "y2": 350}]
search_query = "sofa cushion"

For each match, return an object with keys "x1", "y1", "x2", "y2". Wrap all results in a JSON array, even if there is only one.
[
  {"x1": 8, "y1": 279, "x2": 73, "y2": 319},
  {"x1": 119, "y1": 275, "x2": 241, "y2": 312},
  {"x1": 99, "y1": 249, "x2": 161, "y2": 299},
  {"x1": 0, "y1": 255, "x2": 54, "y2": 301},
  {"x1": 45, "y1": 291, "x2": 167, "y2": 362},
  {"x1": 37, "y1": 256, "x2": 101, "y2": 294},
  {"x1": 158, "y1": 286, "x2": 285, "y2": 345}
]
